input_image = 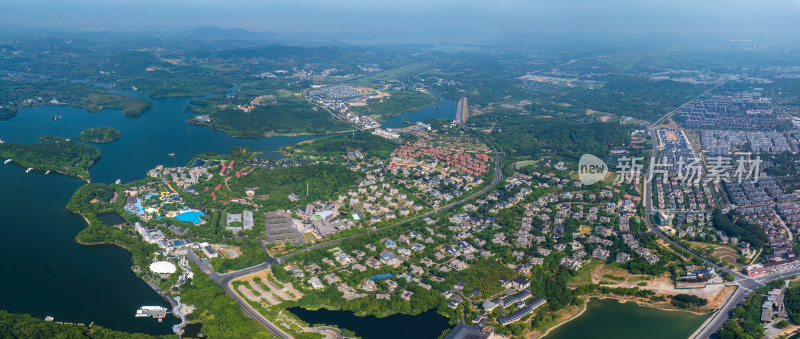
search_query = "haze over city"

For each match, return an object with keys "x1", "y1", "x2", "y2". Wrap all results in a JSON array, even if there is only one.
[
  {"x1": 3, "y1": 1, "x2": 800, "y2": 339},
  {"x1": 2, "y1": 0, "x2": 800, "y2": 43}
]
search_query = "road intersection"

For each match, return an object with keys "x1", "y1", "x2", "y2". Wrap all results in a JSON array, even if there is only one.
[{"x1": 188, "y1": 149, "x2": 504, "y2": 338}]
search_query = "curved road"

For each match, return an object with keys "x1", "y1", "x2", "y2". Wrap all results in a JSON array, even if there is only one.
[
  {"x1": 638, "y1": 78, "x2": 800, "y2": 338},
  {"x1": 277, "y1": 148, "x2": 503, "y2": 262},
  {"x1": 190, "y1": 150, "x2": 503, "y2": 338}
]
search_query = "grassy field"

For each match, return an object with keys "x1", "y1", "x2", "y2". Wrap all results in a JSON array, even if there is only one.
[
  {"x1": 302, "y1": 232, "x2": 317, "y2": 242},
  {"x1": 568, "y1": 261, "x2": 632, "y2": 287},
  {"x1": 350, "y1": 90, "x2": 436, "y2": 118},
  {"x1": 688, "y1": 241, "x2": 741, "y2": 268},
  {"x1": 514, "y1": 160, "x2": 537, "y2": 169}
]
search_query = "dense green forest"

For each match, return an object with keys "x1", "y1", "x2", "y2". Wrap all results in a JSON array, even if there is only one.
[
  {"x1": 784, "y1": 285, "x2": 800, "y2": 324},
  {"x1": 226, "y1": 164, "x2": 358, "y2": 209},
  {"x1": 287, "y1": 131, "x2": 400, "y2": 158},
  {"x1": 115, "y1": 68, "x2": 233, "y2": 99},
  {"x1": 79, "y1": 127, "x2": 121, "y2": 143},
  {"x1": 198, "y1": 98, "x2": 351, "y2": 138},
  {"x1": 350, "y1": 90, "x2": 436, "y2": 118},
  {"x1": 670, "y1": 293, "x2": 708, "y2": 310},
  {"x1": 0, "y1": 79, "x2": 152, "y2": 117},
  {"x1": 711, "y1": 209, "x2": 768, "y2": 248},
  {"x1": 0, "y1": 136, "x2": 101, "y2": 179},
  {"x1": 472, "y1": 117, "x2": 631, "y2": 161},
  {"x1": 0, "y1": 310, "x2": 167, "y2": 338},
  {"x1": 449, "y1": 261, "x2": 520, "y2": 297}
]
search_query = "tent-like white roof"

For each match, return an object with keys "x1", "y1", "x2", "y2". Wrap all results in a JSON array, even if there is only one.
[{"x1": 149, "y1": 261, "x2": 177, "y2": 274}]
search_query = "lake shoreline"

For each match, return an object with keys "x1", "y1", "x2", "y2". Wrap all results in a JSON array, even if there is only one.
[
  {"x1": 540, "y1": 296, "x2": 710, "y2": 338},
  {"x1": 0, "y1": 85, "x2": 456, "y2": 335}
]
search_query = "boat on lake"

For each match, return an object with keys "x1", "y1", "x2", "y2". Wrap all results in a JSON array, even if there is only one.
[
  {"x1": 51, "y1": 114, "x2": 62, "y2": 120},
  {"x1": 26, "y1": 168, "x2": 33, "y2": 173},
  {"x1": 3, "y1": 159, "x2": 11, "y2": 164},
  {"x1": 45, "y1": 170, "x2": 50, "y2": 175}
]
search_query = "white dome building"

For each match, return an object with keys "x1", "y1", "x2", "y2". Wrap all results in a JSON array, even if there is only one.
[{"x1": 149, "y1": 261, "x2": 177, "y2": 276}]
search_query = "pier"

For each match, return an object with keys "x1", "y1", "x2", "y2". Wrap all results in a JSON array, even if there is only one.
[{"x1": 135, "y1": 306, "x2": 168, "y2": 322}]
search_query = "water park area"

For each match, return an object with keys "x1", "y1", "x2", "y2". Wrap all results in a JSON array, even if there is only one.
[
  {"x1": 124, "y1": 179, "x2": 206, "y2": 224},
  {"x1": 169, "y1": 209, "x2": 206, "y2": 225}
]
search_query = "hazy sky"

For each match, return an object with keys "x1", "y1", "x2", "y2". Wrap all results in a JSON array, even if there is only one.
[{"x1": 2, "y1": 0, "x2": 799, "y2": 41}]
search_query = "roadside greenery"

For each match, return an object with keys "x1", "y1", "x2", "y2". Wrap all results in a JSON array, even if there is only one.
[
  {"x1": 180, "y1": 265, "x2": 271, "y2": 338},
  {"x1": 784, "y1": 285, "x2": 800, "y2": 324}
]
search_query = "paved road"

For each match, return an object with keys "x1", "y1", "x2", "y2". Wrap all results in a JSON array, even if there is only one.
[
  {"x1": 186, "y1": 149, "x2": 503, "y2": 338},
  {"x1": 692, "y1": 267, "x2": 800, "y2": 339},
  {"x1": 185, "y1": 251, "x2": 290, "y2": 338},
  {"x1": 635, "y1": 78, "x2": 800, "y2": 339},
  {"x1": 309, "y1": 326, "x2": 343, "y2": 339},
  {"x1": 277, "y1": 148, "x2": 503, "y2": 262},
  {"x1": 218, "y1": 265, "x2": 292, "y2": 339}
]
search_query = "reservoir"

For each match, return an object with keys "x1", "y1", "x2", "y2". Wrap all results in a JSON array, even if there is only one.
[
  {"x1": 0, "y1": 87, "x2": 455, "y2": 334},
  {"x1": 381, "y1": 90, "x2": 455, "y2": 128},
  {"x1": 288, "y1": 308, "x2": 451, "y2": 339},
  {"x1": 545, "y1": 298, "x2": 708, "y2": 339}
]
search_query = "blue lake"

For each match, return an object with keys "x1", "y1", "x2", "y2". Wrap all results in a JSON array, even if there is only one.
[{"x1": 0, "y1": 86, "x2": 455, "y2": 334}]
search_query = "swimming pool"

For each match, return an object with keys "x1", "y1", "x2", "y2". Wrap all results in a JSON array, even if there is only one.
[{"x1": 173, "y1": 211, "x2": 204, "y2": 224}]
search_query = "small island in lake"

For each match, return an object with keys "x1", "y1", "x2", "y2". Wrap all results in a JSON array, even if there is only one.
[
  {"x1": 80, "y1": 127, "x2": 121, "y2": 144},
  {"x1": 0, "y1": 136, "x2": 101, "y2": 179}
]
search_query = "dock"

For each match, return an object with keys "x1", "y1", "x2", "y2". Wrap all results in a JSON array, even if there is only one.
[
  {"x1": 135, "y1": 306, "x2": 168, "y2": 322},
  {"x1": 144, "y1": 281, "x2": 188, "y2": 334},
  {"x1": 170, "y1": 296, "x2": 188, "y2": 335}
]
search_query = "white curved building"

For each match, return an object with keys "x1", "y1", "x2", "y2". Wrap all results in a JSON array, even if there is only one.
[{"x1": 149, "y1": 261, "x2": 177, "y2": 275}]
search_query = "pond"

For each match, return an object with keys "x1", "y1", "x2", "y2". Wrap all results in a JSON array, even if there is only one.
[
  {"x1": 288, "y1": 308, "x2": 451, "y2": 339},
  {"x1": 545, "y1": 298, "x2": 708, "y2": 339}
]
